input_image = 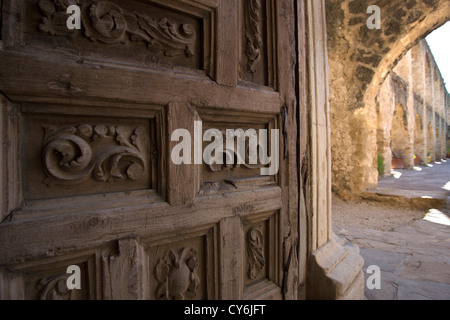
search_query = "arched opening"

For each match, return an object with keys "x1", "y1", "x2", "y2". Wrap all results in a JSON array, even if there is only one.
[
  {"x1": 326, "y1": 0, "x2": 450, "y2": 194},
  {"x1": 391, "y1": 103, "x2": 411, "y2": 169},
  {"x1": 414, "y1": 114, "x2": 425, "y2": 165}
]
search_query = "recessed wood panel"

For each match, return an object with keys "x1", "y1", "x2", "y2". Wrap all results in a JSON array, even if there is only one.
[
  {"x1": 242, "y1": 211, "x2": 281, "y2": 299},
  {"x1": 20, "y1": 0, "x2": 216, "y2": 72},
  {"x1": 22, "y1": 111, "x2": 158, "y2": 201},
  {"x1": 145, "y1": 226, "x2": 217, "y2": 300},
  {"x1": 198, "y1": 109, "x2": 279, "y2": 195},
  {"x1": 240, "y1": 0, "x2": 276, "y2": 88},
  {"x1": 17, "y1": 255, "x2": 96, "y2": 300}
]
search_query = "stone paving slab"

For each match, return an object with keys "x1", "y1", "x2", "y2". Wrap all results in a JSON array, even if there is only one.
[
  {"x1": 335, "y1": 219, "x2": 450, "y2": 300},
  {"x1": 363, "y1": 161, "x2": 450, "y2": 210},
  {"x1": 334, "y1": 160, "x2": 450, "y2": 300},
  {"x1": 377, "y1": 160, "x2": 450, "y2": 193}
]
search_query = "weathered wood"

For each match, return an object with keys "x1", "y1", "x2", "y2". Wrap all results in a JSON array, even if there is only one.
[
  {"x1": 102, "y1": 239, "x2": 144, "y2": 300},
  {"x1": 275, "y1": 0, "x2": 300, "y2": 300},
  {"x1": 167, "y1": 102, "x2": 201, "y2": 205},
  {"x1": 0, "y1": 52, "x2": 281, "y2": 113},
  {"x1": 219, "y1": 215, "x2": 242, "y2": 299},
  {"x1": 0, "y1": 186, "x2": 283, "y2": 265},
  {"x1": 0, "y1": 95, "x2": 20, "y2": 222},
  {"x1": 0, "y1": 0, "x2": 301, "y2": 300},
  {"x1": 297, "y1": 0, "x2": 309, "y2": 300},
  {"x1": 216, "y1": 0, "x2": 238, "y2": 86}
]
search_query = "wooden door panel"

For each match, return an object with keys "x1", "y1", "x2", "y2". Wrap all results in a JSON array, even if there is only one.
[
  {"x1": 17, "y1": 0, "x2": 215, "y2": 74},
  {"x1": 22, "y1": 111, "x2": 157, "y2": 200},
  {"x1": 240, "y1": 0, "x2": 277, "y2": 88},
  {"x1": 0, "y1": 0, "x2": 299, "y2": 300},
  {"x1": 145, "y1": 224, "x2": 218, "y2": 300}
]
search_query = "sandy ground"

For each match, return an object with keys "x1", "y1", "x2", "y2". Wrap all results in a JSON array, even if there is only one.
[{"x1": 332, "y1": 195, "x2": 427, "y2": 231}]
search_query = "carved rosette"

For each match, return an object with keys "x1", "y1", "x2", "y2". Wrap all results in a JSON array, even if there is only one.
[
  {"x1": 155, "y1": 248, "x2": 200, "y2": 300},
  {"x1": 42, "y1": 124, "x2": 147, "y2": 186},
  {"x1": 37, "y1": 0, "x2": 197, "y2": 59},
  {"x1": 247, "y1": 226, "x2": 265, "y2": 280},
  {"x1": 37, "y1": 274, "x2": 73, "y2": 300}
]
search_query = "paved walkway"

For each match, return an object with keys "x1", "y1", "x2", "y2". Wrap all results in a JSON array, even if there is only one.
[
  {"x1": 335, "y1": 161, "x2": 450, "y2": 300},
  {"x1": 362, "y1": 160, "x2": 450, "y2": 210}
]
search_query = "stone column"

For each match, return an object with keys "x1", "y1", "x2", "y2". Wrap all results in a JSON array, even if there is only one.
[
  {"x1": 305, "y1": 0, "x2": 364, "y2": 300},
  {"x1": 411, "y1": 42, "x2": 427, "y2": 165},
  {"x1": 392, "y1": 52, "x2": 415, "y2": 169},
  {"x1": 424, "y1": 53, "x2": 436, "y2": 162},
  {"x1": 377, "y1": 75, "x2": 394, "y2": 174}
]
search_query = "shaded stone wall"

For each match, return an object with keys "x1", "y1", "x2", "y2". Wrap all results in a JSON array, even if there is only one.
[{"x1": 326, "y1": 0, "x2": 450, "y2": 195}]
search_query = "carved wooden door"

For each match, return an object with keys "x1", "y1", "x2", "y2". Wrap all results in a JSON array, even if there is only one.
[{"x1": 0, "y1": 0, "x2": 299, "y2": 300}]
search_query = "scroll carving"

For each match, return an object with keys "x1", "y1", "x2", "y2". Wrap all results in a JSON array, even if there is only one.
[
  {"x1": 42, "y1": 124, "x2": 147, "y2": 186},
  {"x1": 38, "y1": 0, "x2": 197, "y2": 59},
  {"x1": 208, "y1": 150, "x2": 264, "y2": 172},
  {"x1": 247, "y1": 226, "x2": 265, "y2": 280},
  {"x1": 244, "y1": 0, "x2": 263, "y2": 73},
  {"x1": 155, "y1": 248, "x2": 200, "y2": 300},
  {"x1": 206, "y1": 130, "x2": 264, "y2": 173},
  {"x1": 38, "y1": 274, "x2": 73, "y2": 300}
]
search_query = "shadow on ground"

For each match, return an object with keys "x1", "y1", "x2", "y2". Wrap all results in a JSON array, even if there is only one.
[{"x1": 333, "y1": 160, "x2": 450, "y2": 300}]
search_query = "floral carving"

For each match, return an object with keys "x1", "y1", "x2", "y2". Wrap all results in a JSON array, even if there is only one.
[
  {"x1": 42, "y1": 124, "x2": 147, "y2": 186},
  {"x1": 244, "y1": 0, "x2": 263, "y2": 73},
  {"x1": 38, "y1": 274, "x2": 73, "y2": 300},
  {"x1": 38, "y1": 0, "x2": 79, "y2": 36},
  {"x1": 247, "y1": 226, "x2": 265, "y2": 280},
  {"x1": 38, "y1": 0, "x2": 197, "y2": 59},
  {"x1": 155, "y1": 248, "x2": 200, "y2": 300}
]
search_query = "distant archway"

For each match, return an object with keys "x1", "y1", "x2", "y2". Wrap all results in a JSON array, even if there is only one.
[
  {"x1": 391, "y1": 103, "x2": 411, "y2": 169},
  {"x1": 326, "y1": 0, "x2": 450, "y2": 193}
]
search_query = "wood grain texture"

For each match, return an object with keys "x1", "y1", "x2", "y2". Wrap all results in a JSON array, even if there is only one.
[
  {"x1": 0, "y1": 0, "x2": 302, "y2": 300},
  {"x1": 167, "y1": 102, "x2": 201, "y2": 205},
  {"x1": 0, "y1": 52, "x2": 281, "y2": 113},
  {"x1": 216, "y1": 0, "x2": 239, "y2": 86}
]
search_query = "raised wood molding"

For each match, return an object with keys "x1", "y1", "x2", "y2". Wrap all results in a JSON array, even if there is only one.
[{"x1": 167, "y1": 102, "x2": 201, "y2": 205}]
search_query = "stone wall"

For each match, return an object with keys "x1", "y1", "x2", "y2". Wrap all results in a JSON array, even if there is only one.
[{"x1": 326, "y1": 0, "x2": 450, "y2": 195}]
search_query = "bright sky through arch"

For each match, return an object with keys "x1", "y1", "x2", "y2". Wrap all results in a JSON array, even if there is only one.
[{"x1": 426, "y1": 21, "x2": 450, "y2": 93}]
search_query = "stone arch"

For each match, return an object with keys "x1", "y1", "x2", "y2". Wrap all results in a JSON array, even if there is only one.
[
  {"x1": 326, "y1": 0, "x2": 450, "y2": 194},
  {"x1": 414, "y1": 113, "x2": 425, "y2": 165}
]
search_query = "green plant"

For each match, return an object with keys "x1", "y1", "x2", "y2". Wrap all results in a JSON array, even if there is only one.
[{"x1": 377, "y1": 154, "x2": 385, "y2": 176}]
